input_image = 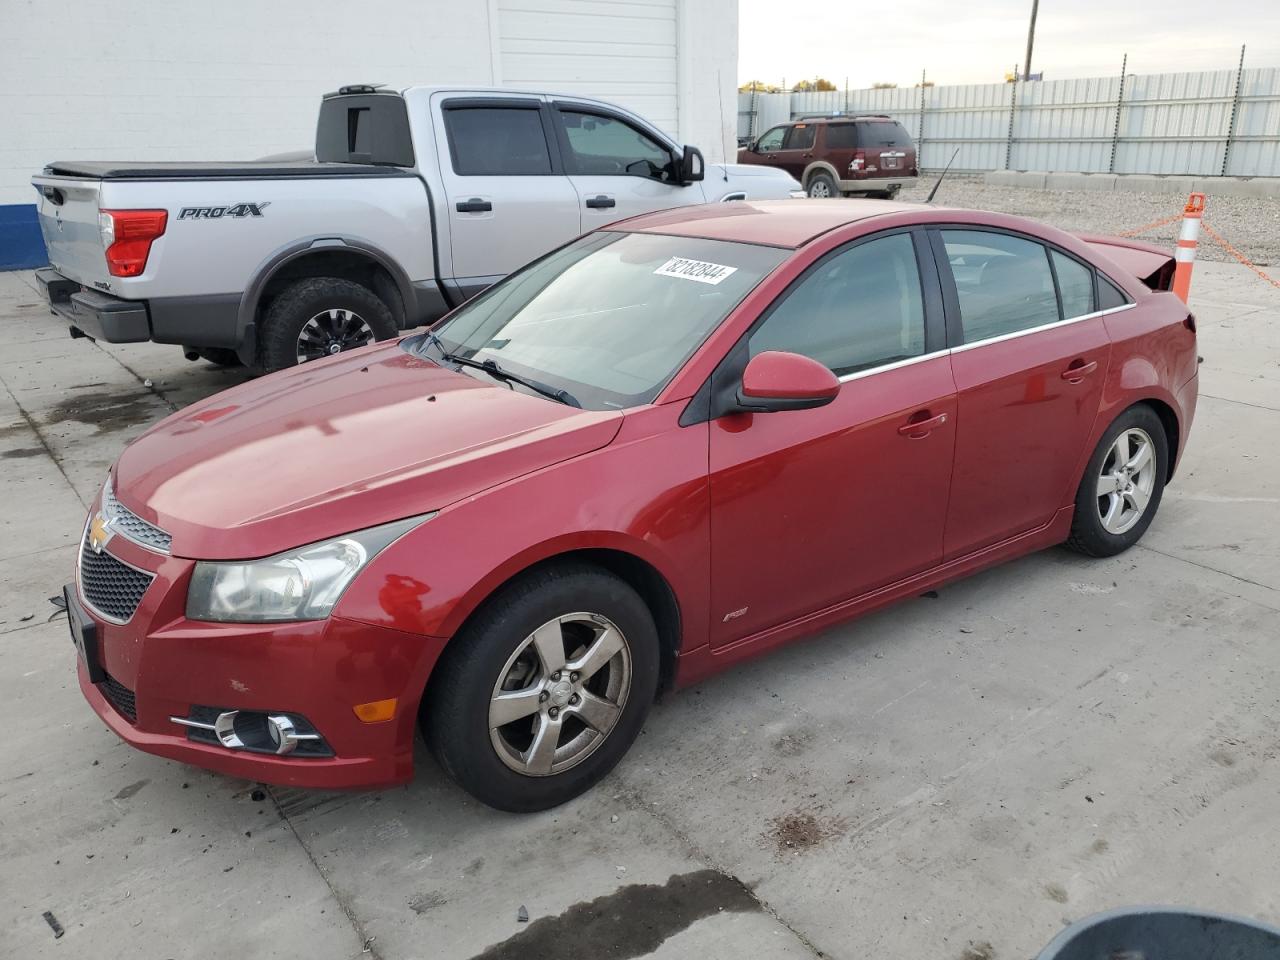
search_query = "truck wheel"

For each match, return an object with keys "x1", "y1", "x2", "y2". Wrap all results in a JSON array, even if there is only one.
[
  {"x1": 259, "y1": 277, "x2": 396, "y2": 373},
  {"x1": 424, "y1": 562, "x2": 660, "y2": 812},
  {"x1": 806, "y1": 172, "x2": 838, "y2": 198},
  {"x1": 196, "y1": 347, "x2": 242, "y2": 367}
]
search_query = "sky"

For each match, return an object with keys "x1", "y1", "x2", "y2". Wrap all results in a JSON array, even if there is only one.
[{"x1": 738, "y1": 0, "x2": 1280, "y2": 88}]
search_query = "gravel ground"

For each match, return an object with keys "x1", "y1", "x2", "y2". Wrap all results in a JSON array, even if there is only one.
[{"x1": 896, "y1": 174, "x2": 1280, "y2": 269}]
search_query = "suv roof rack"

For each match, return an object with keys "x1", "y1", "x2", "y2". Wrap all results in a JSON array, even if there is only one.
[{"x1": 794, "y1": 113, "x2": 894, "y2": 122}]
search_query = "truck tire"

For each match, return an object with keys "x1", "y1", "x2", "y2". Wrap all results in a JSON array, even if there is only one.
[{"x1": 259, "y1": 277, "x2": 396, "y2": 373}]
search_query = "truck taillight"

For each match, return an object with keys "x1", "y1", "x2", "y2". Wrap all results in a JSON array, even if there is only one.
[
  {"x1": 99, "y1": 209, "x2": 168, "y2": 277},
  {"x1": 849, "y1": 150, "x2": 866, "y2": 172}
]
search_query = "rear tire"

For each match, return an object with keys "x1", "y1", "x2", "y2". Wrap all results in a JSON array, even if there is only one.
[
  {"x1": 424, "y1": 563, "x2": 660, "y2": 812},
  {"x1": 806, "y1": 172, "x2": 838, "y2": 198},
  {"x1": 258, "y1": 277, "x2": 396, "y2": 373},
  {"x1": 1065, "y1": 404, "x2": 1169, "y2": 557}
]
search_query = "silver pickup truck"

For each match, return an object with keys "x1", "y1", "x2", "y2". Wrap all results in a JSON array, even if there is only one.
[{"x1": 32, "y1": 85, "x2": 802, "y2": 371}]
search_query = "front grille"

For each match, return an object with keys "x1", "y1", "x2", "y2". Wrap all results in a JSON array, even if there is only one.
[
  {"x1": 79, "y1": 536, "x2": 154, "y2": 622},
  {"x1": 101, "y1": 673, "x2": 138, "y2": 723},
  {"x1": 103, "y1": 483, "x2": 171, "y2": 553}
]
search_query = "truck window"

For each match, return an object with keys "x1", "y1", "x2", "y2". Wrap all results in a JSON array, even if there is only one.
[
  {"x1": 558, "y1": 110, "x2": 673, "y2": 181},
  {"x1": 443, "y1": 107, "x2": 554, "y2": 176},
  {"x1": 316, "y1": 94, "x2": 415, "y2": 166},
  {"x1": 755, "y1": 126, "x2": 787, "y2": 151}
]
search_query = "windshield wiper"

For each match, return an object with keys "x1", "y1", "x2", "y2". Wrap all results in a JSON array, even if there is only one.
[{"x1": 444, "y1": 353, "x2": 581, "y2": 408}]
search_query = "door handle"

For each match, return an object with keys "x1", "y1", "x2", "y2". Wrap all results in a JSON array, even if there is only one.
[
  {"x1": 456, "y1": 198, "x2": 492, "y2": 213},
  {"x1": 898, "y1": 411, "x2": 949, "y2": 438},
  {"x1": 585, "y1": 195, "x2": 616, "y2": 209},
  {"x1": 1060, "y1": 359, "x2": 1098, "y2": 383}
]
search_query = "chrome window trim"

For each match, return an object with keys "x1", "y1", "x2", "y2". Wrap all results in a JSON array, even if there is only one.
[
  {"x1": 837, "y1": 348, "x2": 947, "y2": 383},
  {"x1": 950, "y1": 302, "x2": 1135, "y2": 355},
  {"x1": 830, "y1": 302, "x2": 1134, "y2": 383}
]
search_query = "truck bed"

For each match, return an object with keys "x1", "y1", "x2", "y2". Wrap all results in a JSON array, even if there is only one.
[{"x1": 42, "y1": 160, "x2": 413, "y2": 180}]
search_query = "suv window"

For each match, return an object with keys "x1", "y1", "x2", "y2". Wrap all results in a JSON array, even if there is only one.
[
  {"x1": 750, "y1": 233, "x2": 926, "y2": 376},
  {"x1": 825, "y1": 124, "x2": 859, "y2": 149},
  {"x1": 559, "y1": 110, "x2": 673, "y2": 180},
  {"x1": 862, "y1": 121, "x2": 911, "y2": 147},
  {"x1": 783, "y1": 124, "x2": 816, "y2": 150},
  {"x1": 444, "y1": 107, "x2": 552, "y2": 176},
  {"x1": 1051, "y1": 250, "x2": 1095, "y2": 319},
  {"x1": 942, "y1": 230, "x2": 1060, "y2": 343},
  {"x1": 756, "y1": 126, "x2": 786, "y2": 151}
]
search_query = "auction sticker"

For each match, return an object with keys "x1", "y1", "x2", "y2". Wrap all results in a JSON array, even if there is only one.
[{"x1": 654, "y1": 257, "x2": 738, "y2": 285}]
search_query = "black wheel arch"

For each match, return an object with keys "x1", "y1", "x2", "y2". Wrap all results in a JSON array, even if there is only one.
[
  {"x1": 423, "y1": 548, "x2": 683, "y2": 714},
  {"x1": 237, "y1": 237, "x2": 415, "y2": 361}
]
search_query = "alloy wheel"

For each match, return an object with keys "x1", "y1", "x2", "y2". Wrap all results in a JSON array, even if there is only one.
[
  {"x1": 808, "y1": 180, "x2": 833, "y2": 198},
  {"x1": 295, "y1": 308, "x2": 376, "y2": 364},
  {"x1": 1096, "y1": 427, "x2": 1157, "y2": 535},
  {"x1": 488, "y1": 613, "x2": 632, "y2": 777}
]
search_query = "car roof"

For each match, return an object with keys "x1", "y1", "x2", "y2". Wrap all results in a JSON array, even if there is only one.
[{"x1": 615, "y1": 198, "x2": 925, "y2": 249}]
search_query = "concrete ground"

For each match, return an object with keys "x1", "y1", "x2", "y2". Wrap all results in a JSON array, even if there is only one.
[{"x1": 1, "y1": 259, "x2": 1278, "y2": 960}]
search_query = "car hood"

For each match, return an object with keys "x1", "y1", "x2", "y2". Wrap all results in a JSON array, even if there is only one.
[{"x1": 112, "y1": 344, "x2": 623, "y2": 560}]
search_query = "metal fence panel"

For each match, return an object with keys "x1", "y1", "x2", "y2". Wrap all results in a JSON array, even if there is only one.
[{"x1": 736, "y1": 65, "x2": 1280, "y2": 177}]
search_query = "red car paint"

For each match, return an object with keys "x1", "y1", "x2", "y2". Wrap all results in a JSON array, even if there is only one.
[{"x1": 73, "y1": 199, "x2": 1197, "y2": 789}]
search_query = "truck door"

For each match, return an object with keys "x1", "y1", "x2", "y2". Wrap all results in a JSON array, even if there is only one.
[
  {"x1": 433, "y1": 95, "x2": 582, "y2": 299},
  {"x1": 550, "y1": 103, "x2": 702, "y2": 230}
]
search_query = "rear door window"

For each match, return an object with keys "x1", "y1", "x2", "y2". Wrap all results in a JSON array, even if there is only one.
[
  {"x1": 444, "y1": 107, "x2": 553, "y2": 176},
  {"x1": 783, "y1": 124, "x2": 816, "y2": 150},
  {"x1": 1098, "y1": 275, "x2": 1132, "y2": 309},
  {"x1": 941, "y1": 230, "x2": 1060, "y2": 343}
]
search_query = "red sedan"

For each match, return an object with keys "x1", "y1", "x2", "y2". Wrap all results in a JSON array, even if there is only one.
[{"x1": 67, "y1": 200, "x2": 1198, "y2": 811}]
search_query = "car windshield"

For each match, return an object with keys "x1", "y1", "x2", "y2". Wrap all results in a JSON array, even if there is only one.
[{"x1": 413, "y1": 231, "x2": 787, "y2": 410}]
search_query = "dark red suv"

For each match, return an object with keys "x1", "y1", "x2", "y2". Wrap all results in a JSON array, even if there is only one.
[{"x1": 737, "y1": 115, "x2": 918, "y2": 199}]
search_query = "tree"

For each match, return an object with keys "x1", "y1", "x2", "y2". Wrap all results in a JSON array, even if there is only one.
[
  {"x1": 871, "y1": 82, "x2": 898, "y2": 89},
  {"x1": 738, "y1": 81, "x2": 783, "y2": 94},
  {"x1": 792, "y1": 78, "x2": 837, "y2": 92}
]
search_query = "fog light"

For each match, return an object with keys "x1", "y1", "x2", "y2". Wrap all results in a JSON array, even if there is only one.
[
  {"x1": 171, "y1": 708, "x2": 328, "y2": 756},
  {"x1": 266, "y1": 714, "x2": 301, "y2": 755}
]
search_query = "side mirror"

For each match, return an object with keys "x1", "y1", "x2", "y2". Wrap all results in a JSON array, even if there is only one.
[
  {"x1": 679, "y1": 145, "x2": 705, "y2": 184},
  {"x1": 736, "y1": 351, "x2": 840, "y2": 413}
]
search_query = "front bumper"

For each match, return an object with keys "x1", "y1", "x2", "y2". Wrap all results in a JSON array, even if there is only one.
[
  {"x1": 36, "y1": 267, "x2": 150, "y2": 342},
  {"x1": 67, "y1": 531, "x2": 447, "y2": 790}
]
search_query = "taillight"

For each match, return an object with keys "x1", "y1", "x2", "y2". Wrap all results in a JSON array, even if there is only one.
[
  {"x1": 849, "y1": 150, "x2": 866, "y2": 172},
  {"x1": 99, "y1": 209, "x2": 167, "y2": 277}
]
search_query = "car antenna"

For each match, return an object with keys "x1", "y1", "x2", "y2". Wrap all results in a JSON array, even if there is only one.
[
  {"x1": 717, "y1": 70, "x2": 729, "y2": 181},
  {"x1": 925, "y1": 148, "x2": 960, "y2": 203}
]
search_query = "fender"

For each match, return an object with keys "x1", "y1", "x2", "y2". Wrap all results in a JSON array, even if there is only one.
[
  {"x1": 235, "y1": 235, "x2": 419, "y2": 362},
  {"x1": 802, "y1": 160, "x2": 841, "y2": 188}
]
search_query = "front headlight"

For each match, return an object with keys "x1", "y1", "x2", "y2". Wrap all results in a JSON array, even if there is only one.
[{"x1": 186, "y1": 514, "x2": 433, "y2": 623}]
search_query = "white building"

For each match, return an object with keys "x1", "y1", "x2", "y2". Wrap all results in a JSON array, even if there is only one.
[{"x1": 0, "y1": 0, "x2": 738, "y2": 269}]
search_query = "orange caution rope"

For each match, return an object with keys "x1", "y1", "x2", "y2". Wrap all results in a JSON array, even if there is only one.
[
  {"x1": 1198, "y1": 221, "x2": 1280, "y2": 292},
  {"x1": 1118, "y1": 212, "x2": 1184, "y2": 238}
]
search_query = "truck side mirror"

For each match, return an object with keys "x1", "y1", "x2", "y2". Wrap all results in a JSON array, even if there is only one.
[{"x1": 680, "y1": 146, "x2": 705, "y2": 184}]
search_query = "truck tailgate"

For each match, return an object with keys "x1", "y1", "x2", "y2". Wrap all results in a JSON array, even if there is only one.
[{"x1": 31, "y1": 175, "x2": 107, "y2": 285}]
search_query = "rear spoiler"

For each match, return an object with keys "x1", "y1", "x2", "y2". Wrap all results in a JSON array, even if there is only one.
[{"x1": 1075, "y1": 233, "x2": 1176, "y2": 292}]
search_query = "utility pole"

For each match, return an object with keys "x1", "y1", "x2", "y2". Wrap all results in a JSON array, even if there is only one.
[{"x1": 1023, "y1": 0, "x2": 1040, "y2": 80}]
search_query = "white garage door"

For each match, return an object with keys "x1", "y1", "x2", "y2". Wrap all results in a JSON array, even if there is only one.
[{"x1": 497, "y1": 0, "x2": 679, "y2": 138}]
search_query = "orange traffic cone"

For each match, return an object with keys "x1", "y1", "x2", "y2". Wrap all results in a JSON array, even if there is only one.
[{"x1": 1172, "y1": 193, "x2": 1205, "y2": 303}]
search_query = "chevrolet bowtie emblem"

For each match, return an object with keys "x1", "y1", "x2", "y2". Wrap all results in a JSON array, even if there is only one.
[{"x1": 88, "y1": 513, "x2": 114, "y2": 554}]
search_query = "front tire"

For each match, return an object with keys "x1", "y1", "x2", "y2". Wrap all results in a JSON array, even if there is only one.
[
  {"x1": 258, "y1": 277, "x2": 396, "y2": 373},
  {"x1": 424, "y1": 564, "x2": 660, "y2": 812},
  {"x1": 806, "y1": 172, "x2": 838, "y2": 198},
  {"x1": 1065, "y1": 404, "x2": 1168, "y2": 557}
]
